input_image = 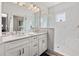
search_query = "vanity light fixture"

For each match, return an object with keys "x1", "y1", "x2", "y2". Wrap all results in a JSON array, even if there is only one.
[
  {"x1": 36, "y1": 8, "x2": 40, "y2": 12},
  {"x1": 28, "y1": 4, "x2": 40, "y2": 13},
  {"x1": 32, "y1": 5, "x2": 37, "y2": 10},
  {"x1": 28, "y1": 4, "x2": 33, "y2": 10},
  {"x1": 33, "y1": 7, "x2": 40, "y2": 13},
  {"x1": 18, "y1": 2, "x2": 26, "y2": 7},
  {"x1": 13, "y1": 2, "x2": 40, "y2": 13},
  {"x1": 32, "y1": 6, "x2": 37, "y2": 11}
]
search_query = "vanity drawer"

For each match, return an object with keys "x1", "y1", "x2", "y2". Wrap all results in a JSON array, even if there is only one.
[
  {"x1": 31, "y1": 48, "x2": 38, "y2": 56},
  {"x1": 31, "y1": 41, "x2": 38, "y2": 48},
  {"x1": 5, "y1": 38, "x2": 30, "y2": 50},
  {"x1": 30, "y1": 36, "x2": 37, "y2": 42},
  {"x1": 30, "y1": 41, "x2": 39, "y2": 56}
]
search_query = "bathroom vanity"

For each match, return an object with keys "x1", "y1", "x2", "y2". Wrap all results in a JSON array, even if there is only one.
[{"x1": 0, "y1": 32, "x2": 47, "y2": 56}]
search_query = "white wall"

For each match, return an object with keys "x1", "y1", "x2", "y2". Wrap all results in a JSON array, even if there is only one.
[
  {"x1": 2, "y1": 2, "x2": 34, "y2": 32},
  {"x1": 48, "y1": 7, "x2": 55, "y2": 28},
  {"x1": 49, "y1": 2, "x2": 79, "y2": 56}
]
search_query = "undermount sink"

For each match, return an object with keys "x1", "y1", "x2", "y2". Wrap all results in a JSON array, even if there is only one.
[{"x1": 27, "y1": 32, "x2": 37, "y2": 35}]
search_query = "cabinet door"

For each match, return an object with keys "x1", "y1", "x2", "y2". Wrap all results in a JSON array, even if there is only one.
[
  {"x1": 6, "y1": 43, "x2": 30, "y2": 56},
  {"x1": 31, "y1": 48, "x2": 38, "y2": 56},
  {"x1": 26, "y1": 44, "x2": 30, "y2": 56},
  {"x1": 30, "y1": 41, "x2": 38, "y2": 56},
  {"x1": 42, "y1": 38, "x2": 47, "y2": 52},
  {"x1": 0, "y1": 44, "x2": 4, "y2": 56},
  {"x1": 39, "y1": 39, "x2": 43, "y2": 55},
  {"x1": 21, "y1": 44, "x2": 30, "y2": 56},
  {"x1": 5, "y1": 47, "x2": 21, "y2": 56},
  {"x1": 38, "y1": 34, "x2": 47, "y2": 55}
]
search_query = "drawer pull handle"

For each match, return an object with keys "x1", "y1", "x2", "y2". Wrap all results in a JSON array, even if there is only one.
[
  {"x1": 22, "y1": 48, "x2": 24, "y2": 54},
  {"x1": 34, "y1": 44, "x2": 37, "y2": 47}
]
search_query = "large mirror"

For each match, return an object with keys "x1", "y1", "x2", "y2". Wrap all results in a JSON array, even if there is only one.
[{"x1": 13, "y1": 15, "x2": 24, "y2": 31}]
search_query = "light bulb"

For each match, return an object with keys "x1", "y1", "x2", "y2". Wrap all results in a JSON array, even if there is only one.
[
  {"x1": 33, "y1": 6, "x2": 37, "y2": 10},
  {"x1": 32, "y1": 6, "x2": 37, "y2": 12},
  {"x1": 37, "y1": 8, "x2": 40, "y2": 11},
  {"x1": 34, "y1": 8, "x2": 40, "y2": 13},
  {"x1": 28, "y1": 4, "x2": 33, "y2": 10}
]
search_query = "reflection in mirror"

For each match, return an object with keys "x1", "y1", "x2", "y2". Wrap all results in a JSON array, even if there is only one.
[
  {"x1": 2, "y1": 13, "x2": 8, "y2": 32},
  {"x1": 13, "y1": 15, "x2": 24, "y2": 31}
]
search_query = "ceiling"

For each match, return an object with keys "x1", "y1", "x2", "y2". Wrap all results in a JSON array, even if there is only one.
[{"x1": 32, "y1": 2, "x2": 61, "y2": 8}]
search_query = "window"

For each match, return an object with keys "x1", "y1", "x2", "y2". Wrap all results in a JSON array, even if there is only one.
[{"x1": 56, "y1": 12, "x2": 66, "y2": 22}]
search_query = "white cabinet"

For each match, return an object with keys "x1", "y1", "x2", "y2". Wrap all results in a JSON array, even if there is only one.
[
  {"x1": 39, "y1": 38, "x2": 43, "y2": 55},
  {"x1": 4, "y1": 33, "x2": 47, "y2": 56},
  {"x1": 0, "y1": 44, "x2": 4, "y2": 56},
  {"x1": 5, "y1": 44, "x2": 30, "y2": 56},
  {"x1": 22, "y1": 44, "x2": 30, "y2": 56},
  {"x1": 5, "y1": 38, "x2": 30, "y2": 56},
  {"x1": 42, "y1": 38, "x2": 47, "y2": 52},
  {"x1": 38, "y1": 34, "x2": 47, "y2": 55},
  {"x1": 5, "y1": 46, "x2": 22, "y2": 56},
  {"x1": 30, "y1": 37, "x2": 39, "y2": 56}
]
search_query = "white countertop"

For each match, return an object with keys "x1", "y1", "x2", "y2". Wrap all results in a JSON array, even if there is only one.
[{"x1": 1, "y1": 32, "x2": 47, "y2": 43}]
